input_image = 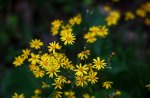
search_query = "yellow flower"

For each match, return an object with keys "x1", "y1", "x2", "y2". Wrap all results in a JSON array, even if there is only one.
[
  {"x1": 85, "y1": 63, "x2": 95, "y2": 71},
  {"x1": 77, "y1": 50, "x2": 90, "y2": 60},
  {"x1": 125, "y1": 11, "x2": 135, "y2": 21},
  {"x1": 22, "y1": 49, "x2": 30, "y2": 59},
  {"x1": 52, "y1": 80, "x2": 62, "y2": 89},
  {"x1": 89, "y1": 26, "x2": 100, "y2": 35},
  {"x1": 51, "y1": 20, "x2": 63, "y2": 36},
  {"x1": 88, "y1": 70, "x2": 99, "y2": 84},
  {"x1": 46, "y1": 66, "x2": 60, "y2": 78},
  {"x1": 60, "y1": 32, "x2": 76, "y2": 45},
  {"x1": 55, "y1": 75, "x2": 67, "y2": 84},
  {"x1": 64, "y1": 91, "x2": 76, "y2": 98},
  {"x1": 13, "y1": 56, "x2": 24, "y2": 67},
  {"x1": 30, "y1": 39, "x2": 43, "y2": 49},
  {"x1": 84, "y1": 32, "x2": 96, "y2": 43},
  {"x1": 74, "y1": 63, "x2": 88, "y2": 76},
  {"x1": 29, "y1": 64, "x2": 37, "y2": 71},
  {"x1": 28, "y1": 53, "x2": 40, "y2": 65},
  {"x1": 102, "y1": 81, "x2": 113, "y2": 89},
  {"x1": 39, "y1": 54, "x2": 51, "y2": 68},
  {"x1": 34, "y1": 89, "x2": 41, "y2": 95},
  {"x1": 83, "y1": 93, "x2": 95, "y2": 98},
  {"x1": 48, "y1": 41, "x2": 61, "y2": 53},
  {"x1": 145, "y1": 84, "x2": 150, "y2": 90},
  {"x1": 42, "y1": 81, "x2": 50, "y2": 88},
  {"x1": 97, "y1": 26, "x2": 108, "y2": 37},
  {"x1": 141, "y1": 2, "x2": 150, "y2": 12},
  {"x1": 144, "y1": 18, "x2": 150, "y2": 25},
  {"x1": 33, "y1": 66, "x2": 45, "y2": 78},
  {"x1": 62, "y1": 58, "x2": 72, "y2": 69},
  {"x1": 76, "y1": 76, "x2": 88, "y2": 87},
  {"x1": 69, "y1": 14, "x2": 82, "y2": 25},
  {"x1": 103, "y1": 5, "x2": 111, "y2": 12},
  {"x1": 115, "y1": 90, "x2": 121, "y2": 96},
  {"x1": 52, "y1": 91, "x2": 63, "y2": 98},
  {"x1": 136, "y1": 8, "x2": 146, "y2": 17},
  {"x1": 12, "y1": 92, "x2": 24, "y2": 98},
  {"x1": 93, "y1": 57, "x2": 106, "y2": 70},
  {"x1": 105, "y1": 11, "x2": 120, "y2": 26}
]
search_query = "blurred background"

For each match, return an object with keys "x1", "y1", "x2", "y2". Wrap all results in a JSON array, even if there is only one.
[{"x1": 0, "y1": 0, "x2": 150, "y2": 98}]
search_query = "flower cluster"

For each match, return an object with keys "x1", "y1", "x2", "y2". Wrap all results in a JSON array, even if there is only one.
[{"x1": 12, "y1": 14, "x2": 115, "y2": 98}]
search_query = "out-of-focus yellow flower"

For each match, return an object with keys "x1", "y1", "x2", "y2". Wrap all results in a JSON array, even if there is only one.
[
  {"x1": 105, "y1": 11, "x2": 120, "y2": 26},
  {"x1": 52, "y1": 80, "x2": 62, "y2": 89},
  {"x1": 125, "y1": 11, "x2": 135, "y2": 21},
  {"x1": 103, "y1": 81, "x2": 113, "y2": 89},
  {"x1": 78, "y1": 50, "x2": 90, "y2": 60},
  {"x1": 64, "y1": 91, "x2": 76, "y2": 98},
  {"x1": 12, "y1": 92, "x2": 24, "y2": 98},
  {"x1": 69, "y1": 14, "x2": 82, "y2": 26},
  {"x1": 97, "y1": 26, "x2": 108, "y2": 37},
  {"x1": 84, "y1": 32, "x2": 96, "y2": 43},
  {"x1": 75, "y1": 76, "x2": 88, "y2": 87},
  {"x1": 93, "y1": 57, "x2": 106, "y2": 70},
  {"x1": 33, "y1": 66, "x2": 45, "y2": 78},
  {"x1": 13, "y1": 56, "x2": 24, "y2": 67},
  {"x1": 104, "y1": 5, "x2": 111, "y2": 12},
  {"x1": 141, "y1": 2, "x2": 150, "y2": 12},
  {"x1": 115, "y1": 90, "x2": 121, "y2": 96},
  {"x1": 83, "y1": 93, "x2": 95, "y2": 98},
  {"x1": 145, "y1": 84, "x2": 150, "y2": 90},
  {"x1": 42, "y1": 81, "x2": 50, "y2": 88},
  {"x1": 55, "y1": 75, "x2": 67, "y2": 84},
  {"x1": 22, "y1": 49, "x2": 30, "y2": 59},
  {"x1": 136, "y1": 8, "x2": 146, "y2": 17},
  {"x1": 144, "y1": 18, "x2": 150, "y2": 26},
  {"x1": 52, "y1": 91, "x2": 63, "y2": 98},
  {"x1": 51, "y1": 20, "x2": 63, "y2": 36},
  {"x1": 34, "y1": 89, "x2": 41, "y2": 95},
  {"x1": 30, "y1": 39, "x2": 43, "y2": 49}
]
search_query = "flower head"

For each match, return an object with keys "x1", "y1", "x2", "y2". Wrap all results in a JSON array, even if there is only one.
[
  {"x1": 103, "y1": 81, "x2": 113, "y2": 89},
  {"x1": 30, "y1": 39, "x2": 43, "y2": 49}
]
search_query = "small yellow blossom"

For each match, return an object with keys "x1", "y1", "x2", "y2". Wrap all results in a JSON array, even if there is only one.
[
  {"x1": 93, "y1": 57, "x2": 106, "y2": 70},
  {"x1": 103, "y1": 81, "x2": 113, "y2": 89},
  {"x1": 55, "y1": 75, "x2": 67, "y2": 84},
  {"x1": 33, "y1": 66, "x2": 45, "y2": 78},
  {"x1": 30, "y1": 39, "x2": 43, "y2": 49},
  {"x1": 13, "y1": 56, "x2": 24, "y2": 67},
  {"x1": 77, "y1": 50, "x2": 90, "y2": 60},
  {"x1": 83, "y1": 93, "x2": 95, "y2": 98},
  {"x1": 84, "y1": 32, "x2": 96, "y2": 43},
  {"x1": 74, "y1": 63, "x2": 88, "y2": 76},
  {"x1": 144, "y1": 18, "x2": 150, "y2": 25},
  {"x1": 64, "y1": 91, "x2": 76, "y2": 98},
  {"x1": 22, "y1": 49, "x2": 30, "y2": 59},
  {"x1": 52, "y1": 80, "x2": 62, "y2": 89},
  {"x1": 60, "y1": 32, "x2": 76, "y2": 45},
  {"x1": 28, "y1": 53, "x2": 40, "y2": 65},
  {"x1": 51, "y1": 20, "x2": 63, "y2": 36},
  {"x1": 145, "y1": 84, "x2": 150, "y2": 90},
  {"x1": 76, "y1": 76, "x2": 88, "y2": 87},
  {"x1": 97, "y1": 26, "x2": 108, "y2": 37},
  {"x1": 12, "y1": 92, "x2": 24, "y2": 98},
  {"x1": 115, "y1": 90, "x2": 121, "y2": 96},
  {"x1": 52, "y1": 91, "x2": 63, "y2": 98},
  {"x1": 46, "y1": 66, "x2": 60, "y2": 78},
  {"x1": 69, "y1": 14, "x2": 82, "y2": 25},
  {"x1": 125, "y1": 11, "x2": 135, "y2": 21},
  {"x1": 34, "y1": 89, "x2": 41, "y2": 95},
  {"x1": 136, "y1": 8, "x2": 146, "y2": 17},
  {"x1": 42, "y1": 81, "x2": 50, "y2": 88},
  {"x1": 48, "y1": 41, "x2": 61, "y2": 53},
  {"x1": 105, "y1": 11, "x2": 120, "y2": 26},
  {"x1": 88, "y1": 70, "x2": 99, "y2": 84}
]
